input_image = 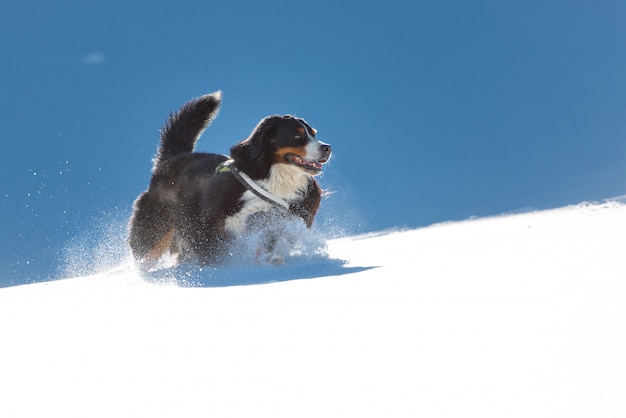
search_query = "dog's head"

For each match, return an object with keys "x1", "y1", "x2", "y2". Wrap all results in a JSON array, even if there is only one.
[{"x1": 230, "y1": 115, "x2": 332, "y2": 179}]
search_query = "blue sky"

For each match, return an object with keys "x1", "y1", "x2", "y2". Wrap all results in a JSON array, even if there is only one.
[{"x1": 2, "y1": 0, "x2": 626, "y2": 285}]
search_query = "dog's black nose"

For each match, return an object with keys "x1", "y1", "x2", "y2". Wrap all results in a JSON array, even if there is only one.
[{"x1": 321, "y1": 144, "x2": 331, "y2": 154}]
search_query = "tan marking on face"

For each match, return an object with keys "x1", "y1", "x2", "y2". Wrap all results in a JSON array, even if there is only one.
[{"x1": 273, "y1": 146, "x2": 307, "y2": 163}]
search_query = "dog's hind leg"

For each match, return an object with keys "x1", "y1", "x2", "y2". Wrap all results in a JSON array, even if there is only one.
[
  {"x1": 142, "y1": 227, "x2": 176, "y2": 269},
  {"x1": 128, "y1": 191, "x2": 175, "y2": 267}
]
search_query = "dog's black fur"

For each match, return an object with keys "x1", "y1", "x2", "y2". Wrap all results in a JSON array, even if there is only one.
[{"x1": 128, "y1": 91, "x2": 331, "y2": 267}]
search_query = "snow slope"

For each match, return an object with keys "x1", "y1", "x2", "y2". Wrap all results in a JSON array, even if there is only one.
[{"x1": 1, "y1": 202, "x2": 625, "y2": 417}]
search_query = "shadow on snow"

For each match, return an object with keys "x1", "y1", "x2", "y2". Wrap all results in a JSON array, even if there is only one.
[{"x1": 142, "y1": 254, "x2": 377, "y2": 288}]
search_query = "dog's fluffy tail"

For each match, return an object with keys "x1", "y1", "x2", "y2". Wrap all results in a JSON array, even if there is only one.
[{"x1": 154, "y1": 91, "x2": 222, "y2": 166}]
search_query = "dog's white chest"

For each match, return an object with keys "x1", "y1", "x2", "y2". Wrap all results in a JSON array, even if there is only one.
[
  {"x1": 224, "y1": 192, "x2": 272, "y2": 235},
  {"x1": 224, "y1": 165, "x2": 309, "y2": 235}
]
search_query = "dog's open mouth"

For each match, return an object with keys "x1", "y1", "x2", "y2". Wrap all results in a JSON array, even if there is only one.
[{"x1": 286, "y1": 154, "x2": 326, "y2": 173}]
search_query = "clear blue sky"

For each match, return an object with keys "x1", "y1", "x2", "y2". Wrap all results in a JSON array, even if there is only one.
[{"x1": 2, "y1": 0, "x2": 626, "y2": 285}]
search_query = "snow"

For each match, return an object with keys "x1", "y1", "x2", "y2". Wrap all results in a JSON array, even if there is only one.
[{"x1": 1, "y1": 202, "x2": 625, "y2": 417}]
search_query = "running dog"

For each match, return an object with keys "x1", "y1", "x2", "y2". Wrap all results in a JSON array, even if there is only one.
[{"x1": 128, "y1": 91, "x2": 332, "y2": 268}]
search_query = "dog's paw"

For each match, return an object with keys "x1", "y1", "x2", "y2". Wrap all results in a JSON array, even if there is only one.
[
  {"x1": 255, "y1": 250, "x2": 285, "y2": 266},
  {"x1": 268, "y1": 254, "x2": 284, "y2": 265}
]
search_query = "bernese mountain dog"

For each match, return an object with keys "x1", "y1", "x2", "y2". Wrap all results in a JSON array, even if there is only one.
[{"x1": 128, "y1": 91, "x2": 332, "y2": 269}]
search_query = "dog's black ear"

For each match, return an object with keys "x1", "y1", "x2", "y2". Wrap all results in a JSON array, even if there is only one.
[
  {"x1": 231, "y1": 116, "x2": 279, "y2": 161},
  {"x1": 246, "y1": 128, "x2": 266, "y2": 160}
]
